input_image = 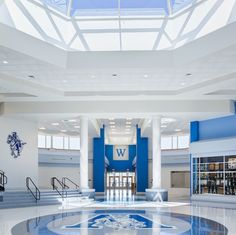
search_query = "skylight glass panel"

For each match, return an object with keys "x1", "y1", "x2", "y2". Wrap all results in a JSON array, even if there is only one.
[
  {"x1": 43, "y1": 0, "x2": 69, "y2": 15},
  {"x1": 172, "y1": 0, "x2": 194, "y2": 14},
  {"x1": 41, "y1": 0, "x2": 195, "y2": 16}
]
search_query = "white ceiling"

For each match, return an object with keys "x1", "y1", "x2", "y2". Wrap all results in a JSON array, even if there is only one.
[{"x1": 0, "y1": 0, "x2": 236, "y2": 136}]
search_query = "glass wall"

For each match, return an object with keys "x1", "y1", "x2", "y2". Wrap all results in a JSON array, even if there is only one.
[
  {"x1": 38, "y1": 134, "x2": 80, "y2": 150},
  {"x1": 161, "y1": 135, "x2": 189, "y2": 150},
  {"x1": 192, "y1": 155, "x2": 236, "y2": 196}
]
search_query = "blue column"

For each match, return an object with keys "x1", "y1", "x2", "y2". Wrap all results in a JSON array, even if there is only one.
[
  {"x1": 136, "y1": 126, "x2": 148, "y2": 193},
  {"x1": 93, "y1": 127, "x2": 105, "y2": 193}
]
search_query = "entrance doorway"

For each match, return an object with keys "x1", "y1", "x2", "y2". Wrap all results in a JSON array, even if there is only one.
[{"x1": 106, "y1": 172, "x2": 136, "y2": 192}]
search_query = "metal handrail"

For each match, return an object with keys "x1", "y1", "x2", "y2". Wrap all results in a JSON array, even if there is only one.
[
  {"x1": 26, "y1": 177, "x2": 40, "y2": 202},
  {"x1": 62, "y1": 177, "x2": 79, "y2": 190},
  {"x1": 51, "y1": 177, "x2": 67, "y2": 198},
  {"x1": 0, "y1": 170, "x2": 7, "y2": 190}
]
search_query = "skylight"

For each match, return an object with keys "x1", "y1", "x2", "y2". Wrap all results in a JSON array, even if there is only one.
[{"x1": 42, "y1": 0, "x2": 194, "y2": 17}]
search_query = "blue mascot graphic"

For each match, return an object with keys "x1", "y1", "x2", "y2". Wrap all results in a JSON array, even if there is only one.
[{"x1": 7, "y1": 132, "x2": 26, "y2": 158}]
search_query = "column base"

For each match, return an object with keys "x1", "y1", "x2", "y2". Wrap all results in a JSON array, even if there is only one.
[
  {"x1": 81, "y1": 189, "x2": 95, "y2": 199},
  {"x1": 145, "y1": 188, "x2": 168, "y2": 202}
]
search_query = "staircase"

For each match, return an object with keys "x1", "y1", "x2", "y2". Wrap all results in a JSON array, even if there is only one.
[
  {"x1": 0, "y1": 175, "x2": 93, "y2": 209},
  {"x1": 0, "y1": 189, "x2": 87, "y2": 209}
]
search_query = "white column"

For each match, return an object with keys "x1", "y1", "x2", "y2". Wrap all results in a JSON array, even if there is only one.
[
  {"x1": 80, "y1": 116, "x2": 89, "y2": 190},
  {"x1": 152, "y1": 116, "x2": 162, "y2": 189}
]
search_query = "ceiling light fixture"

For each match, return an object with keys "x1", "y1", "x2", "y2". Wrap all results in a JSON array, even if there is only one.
[
  {"x1": 110, "y1": 121, "x2": 115, "y2": 125},
  {"x1": 175, "y1": 129, "x2": 181, "y2": 132},
  {"x1": 62, "y1": 80, "x2": 68, "y2": 83},
  {"x1": 74, "y1": 126, "x2": 80, "y2": 129},
  {"x1": 91, "y1": 75, "x2": 96, "y2": 79},
  {"x1": 61, "y1": 130, "x2": 67, "y2": 132},
  {"x1": 68, "y1": 119, "x2": 77, "y2": 123},
  {"x1": 2, "y1": 60, "x2": 8, "y2": 64},
  {"x1": 144, "y1": 74, "x2": 148, "y2": 78},
  {"x1": 39, "y1": 127, "x2": 46, "y2": 130},
  {"x1": 161, "y1": 125, "x2": 167, "y2": 128},
  {"x1": 51, "y1": 122, "x2": 59, "y2": 126},
  {"x1": 185, "y1": 73, "x2": 192, "y2": 76},
  {"x1": 162, "y1": 118, "x2": 176, "y2": 123}
]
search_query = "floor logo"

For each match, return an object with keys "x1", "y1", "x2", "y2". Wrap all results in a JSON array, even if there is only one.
[{"x1": 65, "y1": 214, "x2": 174, "y2": 231}]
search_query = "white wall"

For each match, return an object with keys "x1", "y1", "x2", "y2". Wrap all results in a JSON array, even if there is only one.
[
  {"x1": 162, "y1": 164, "x2": 190, "y2": 198},
  {"x1": 148, "y1": 148, "x2": 190, "y2": 198},
  {"x1": 0, "y1": 117, "x2": 38, "y2": 190},
  {"x1": 38, "y1": 162, "x2": 94, "y2": 189},
  {"x1": 38, "y1": 165, "x2": 80, "y2": 189}
]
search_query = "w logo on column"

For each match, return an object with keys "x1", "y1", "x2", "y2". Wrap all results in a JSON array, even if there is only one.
[
  {"x1": 116, "y1": 148, "x2": 126, "y2": 157},
  {"x1": 114, "y1": 145, "x2": 129, "y2": 160}
]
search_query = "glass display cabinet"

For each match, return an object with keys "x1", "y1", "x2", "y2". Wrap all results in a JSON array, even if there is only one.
[{"x1": 192, "y1": 155, "x2": 236, "y2": 196}]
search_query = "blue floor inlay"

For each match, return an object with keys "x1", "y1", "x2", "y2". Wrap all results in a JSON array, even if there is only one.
[{"x1": 11, "y1": 209, "x2": 228, "y2": 235}]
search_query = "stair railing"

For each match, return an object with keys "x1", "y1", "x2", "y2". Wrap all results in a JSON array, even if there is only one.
[
  {"x1": 62, "y1": 177, "x2": 80, "y2": 190},
  {"x1": 26, "y1": 177, "x2": 40, "y2": 202},
  {"x1": 0, "y1": 170, "x2": 7, "y2": 191},
  {"x1": 51, "y1": 177, "x2": 68, "y2": 199}
]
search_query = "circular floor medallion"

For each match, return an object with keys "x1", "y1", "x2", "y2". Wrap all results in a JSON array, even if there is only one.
[{"x1": 11, "y1": 209, "x2": 228, "y2": 235}]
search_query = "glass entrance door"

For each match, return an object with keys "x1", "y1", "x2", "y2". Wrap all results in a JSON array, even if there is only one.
[{"x1": 106, "y1": 172, "x2": 135, "y2": 190}]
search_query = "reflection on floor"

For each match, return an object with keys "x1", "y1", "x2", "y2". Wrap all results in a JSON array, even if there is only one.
[
  {"x1": 104, "y1": 189, "x2": 136, "y2": 202},
  {"x1": 0, "y1": 194, "x2": 236, "y2": 235}
]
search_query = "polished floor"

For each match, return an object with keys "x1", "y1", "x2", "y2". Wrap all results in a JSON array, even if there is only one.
[{"x1": 0, "y1": 193, "x2": 236, "y2": 235}]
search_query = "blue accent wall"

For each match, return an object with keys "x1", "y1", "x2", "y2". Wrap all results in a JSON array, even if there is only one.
[
  {"x1": 136, "y1": 126, "x2": 148, "y2": 193},
  {"x1": 93, "y1": 125, "x2": 149, "y2": 193},
  {"x1": 190, "y1": 121, "x2": 199, "y2": 143},
  {"x1": 93, "y1": 127, "x2": 105, "y2": 193},
  {"x1": 191, "y1": 115, "x2": 236, "y2": 142},
  {"x1": 105, "y1": 145, "x2": 136, "y2": 172}
]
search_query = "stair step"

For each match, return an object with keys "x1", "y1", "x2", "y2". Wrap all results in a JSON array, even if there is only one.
[{"x1": 0, "y1": 189, "x2": 89, "y2": 209}]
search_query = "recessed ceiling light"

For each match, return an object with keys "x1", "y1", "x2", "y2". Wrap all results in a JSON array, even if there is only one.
[
  {"x1": 110, "y1": 126, "x2": 116, "y2": 129},
  {"x1": 185, "y1": 73, "x2": 192, "y2": 76},
  {"x1": 109, "y1": 118, "x2": 115, "y2": 121},
  {"x1": 74, "y1": 125, "x2": 80, "y2": 129},
  {"x1": 62, "y1": 80, "x2": 68, "y2": 83},
  {"x1": 61, "y1": 130, "x2": 67, "y2": 132},
  {"x1": 2, "y1": 60, "x2": 8, "y2": 64},
  {"x1": 162, "y1": 118, "x2": 176, "y2": 124},
  {"x1": 51, "y1": 122, "x2": 59, "y2": 126},
  {"x1": 126, "y1": 122, "x2": 132, "y2": 125},
  {"x1": 175, "y1": 129, "x2": 181, "y2": 132},
  {"x1": 68, "y1": 119, "x2": 77, "y2": 123},
  {"x1": 39, "y1": 127, "x2": 46, "y2": 130},
  {"x1": 110, "y1": 121, "x2": 115, "y2": 125},
  {"x1": 91, "y1": 75, "x2": 96, "y2": 79},
  {"x1": 144, "y1": 74, "x2": 148, "y2": 78},
  {"x1": 126, "y1": 118, "x2": 132, "y2": 120},
  {"x1": 161, "y1": 125, "x2": 167, "y2": 128}
]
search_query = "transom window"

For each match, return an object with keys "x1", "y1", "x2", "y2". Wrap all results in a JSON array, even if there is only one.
[
  {"x1": 38, "y1": 134, "x2": 80, "y2": 150},
  {"x1": 161, "y1": 135, "x2": 189, "y2": 150}
]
